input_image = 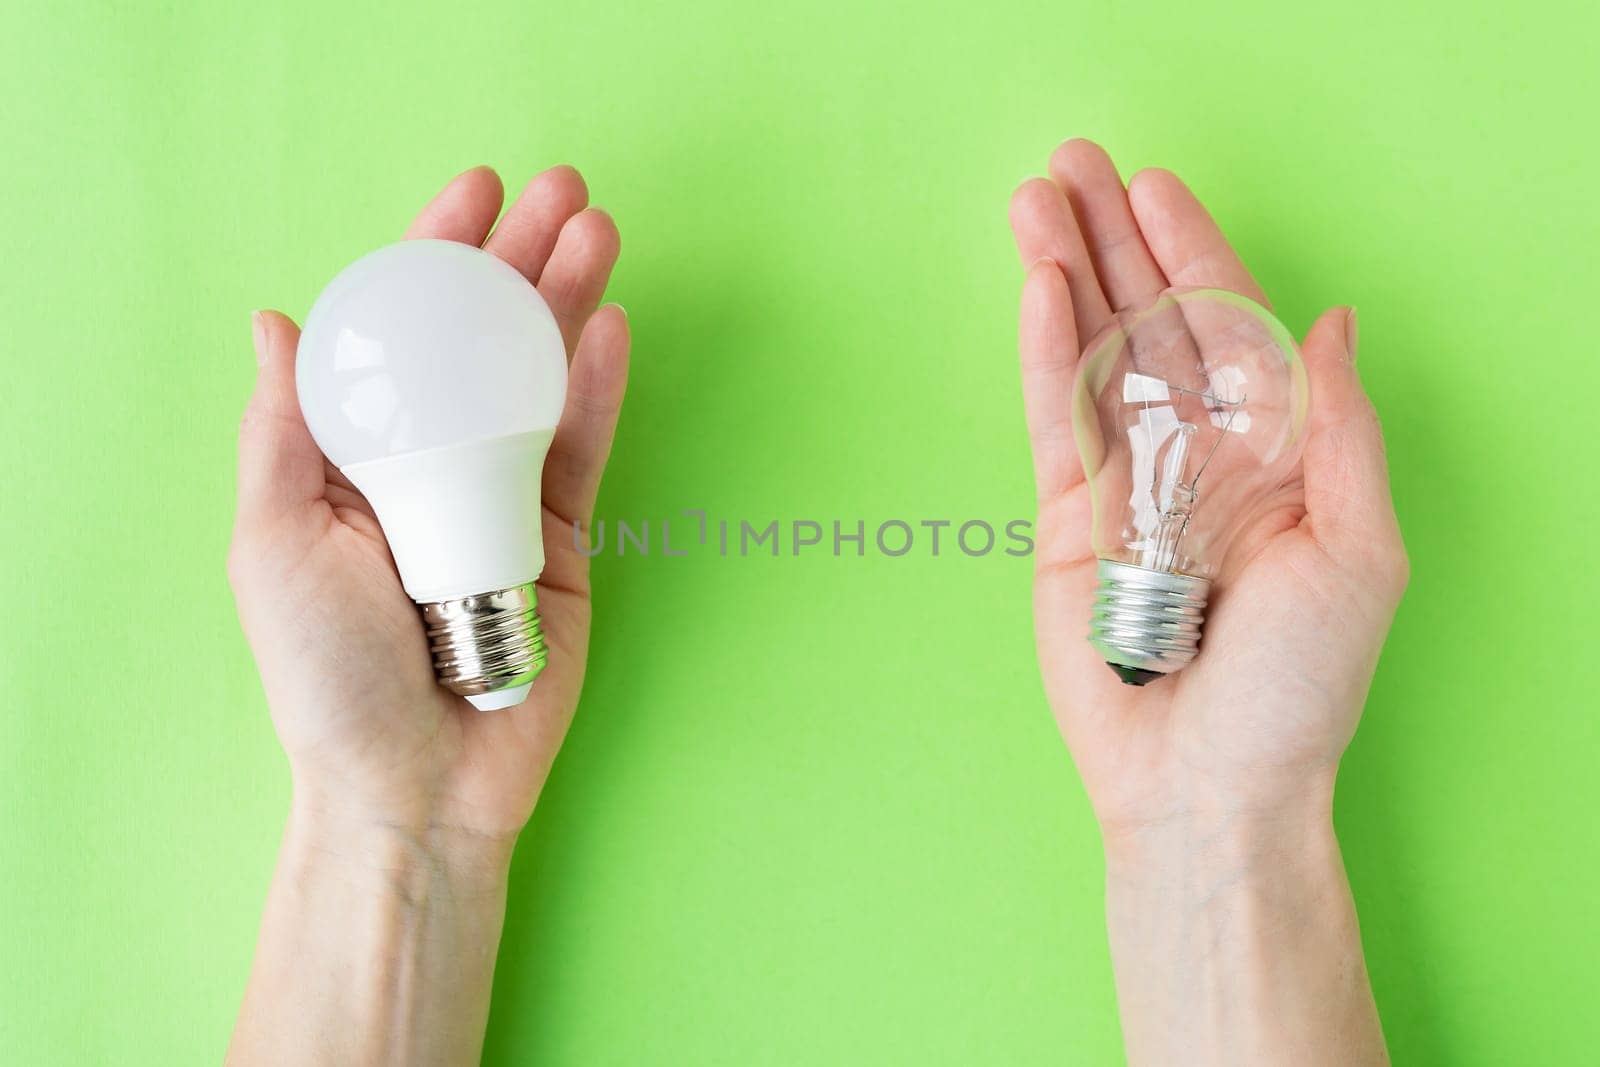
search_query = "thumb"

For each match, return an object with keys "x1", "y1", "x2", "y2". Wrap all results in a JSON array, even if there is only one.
[
  {"x1": 1299, "y1": 307, "x2": 1407, "y2": 581},
  {"x1": 235, "y1": 310, "x2": 324, "y2": 532}
]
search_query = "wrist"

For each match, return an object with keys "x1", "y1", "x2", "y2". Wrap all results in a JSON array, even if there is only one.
[
  {"x1": 285, "y1": 790, "x2": 516, "y2": 899},
  {"x1": 231, "y1": 787, "x2": 513, "y2": 1065},
  {"x1": 1095, "y1": 776, "x2": 1381, "y2": 1066},
  {"x1": 1098, "y1": 770, "x2": 1338, "y2": 879}
]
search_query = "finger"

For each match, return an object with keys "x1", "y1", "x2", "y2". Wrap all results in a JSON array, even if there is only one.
[
  {"x1": 1126, "y1": 168, "x2": 1269, "y2": 306},
  {"x1": 1298, "y1": 308, "x2": 1406, "y2": 579},
  {"x1": 1033, "y1": 548, "x2": 1127, "y2": 714},
  {"x1": 542, "y1": 304, "x2": 631, "y2": 528},
  {"x1": 482, "y1": 165, "x2": 590, "y2": 284},
  {"x1": 236, "y1": 310, "x2": 324, "y2": 530},
  {"x1": 1010, "y1": 177, "x2": 1112, "y2": 343},
  {"x1": 1019, "y1": 258, "x2": 1084, "y2": 499},
  {"x1": 402, "y1": 165, "x2": 505, "y2": 245},
  {"x1": 536, "y1": 208, "x2": 621, "y2": 355},
  {"x1": 1048, "y1": 139, "x2": 1166, "y2": 311}
]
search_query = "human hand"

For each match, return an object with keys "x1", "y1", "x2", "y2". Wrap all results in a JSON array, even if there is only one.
[
  {"x1": 229, "y1": 165, "x2": 627, "y2": 857},
  {"x1": 1009, "y1": 140, "x2": 1408, "y2": 844}
]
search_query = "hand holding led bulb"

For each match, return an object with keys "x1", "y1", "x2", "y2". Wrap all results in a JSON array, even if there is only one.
[
  {"x1": 229, "y1": 164, "x2": 627, "y2": 845},
  {"x1": 227, "y1": 164, "x2": 626, "y2": 1067}
]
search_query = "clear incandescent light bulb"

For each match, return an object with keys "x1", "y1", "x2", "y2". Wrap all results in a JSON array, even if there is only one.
[
  {"x1": 1072, "y1": 288, "x2": 1310, "y2": 685},
  {"x1": 296, "y1": 240, "x2": 568, "y2": 710}
]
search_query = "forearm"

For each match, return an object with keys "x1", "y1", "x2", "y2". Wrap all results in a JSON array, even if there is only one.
[
  {"x1": 227, "y1": 798, "x2": 513, "y2": 1066},
  {"x1": 1101, "y1": 787, "x2": 1387, "y2": 1066}
]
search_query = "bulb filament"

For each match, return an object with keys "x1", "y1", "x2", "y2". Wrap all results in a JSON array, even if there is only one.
[{"x1": 1130, "y1": 382, "x2": 1244, "y2": 574}]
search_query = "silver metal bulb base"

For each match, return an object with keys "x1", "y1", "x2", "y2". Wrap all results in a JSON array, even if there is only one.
[
  {"x1": 419, "y1": 582, "x2": 547, "y2": 706},
  {"x1": 1089, "y1": 560, "x2": 1210, "y2": 685}
]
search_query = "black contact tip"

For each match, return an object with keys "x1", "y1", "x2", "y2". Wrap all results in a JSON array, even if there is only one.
[{"x1": 1109, "y1": 664, "x2": 1163, "y2": 686}]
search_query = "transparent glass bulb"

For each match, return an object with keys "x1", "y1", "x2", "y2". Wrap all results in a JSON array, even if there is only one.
[
  {"x1": 296, "y1": 240, "x2": 568, "y2": 710},
  {"x1": 1071, "y1": 288, "x2": 1309, "y2": 684}
]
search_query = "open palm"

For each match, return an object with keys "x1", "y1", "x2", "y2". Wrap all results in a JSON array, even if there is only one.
[
  {"x1": 229, "y1": 165, "x2": 627, "y2": 842},
  {"x1": 1009, "y1": 141, "x2": 1407, "y2": 833}
]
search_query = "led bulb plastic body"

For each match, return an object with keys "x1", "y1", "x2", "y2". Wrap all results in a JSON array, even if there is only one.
[
  {"x1": 295, "y1": 240, "x2": 568, "y2": 710},
  {"x1": 1072, "y1": 289, "x2": 1309, "y2": 683}
]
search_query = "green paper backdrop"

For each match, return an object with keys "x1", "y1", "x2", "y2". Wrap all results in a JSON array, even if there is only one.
[{"x1": 3, "y1": 1, "x2": 1596, "y2": 1062}]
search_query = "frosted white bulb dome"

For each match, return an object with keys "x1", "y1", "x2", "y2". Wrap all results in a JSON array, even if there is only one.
[
  {"x1": 297, "y1": 239, "x2": 566, "y2": 465},
  {"x1": 296, "y1": 240, "x2": 569, "y2": 710}
]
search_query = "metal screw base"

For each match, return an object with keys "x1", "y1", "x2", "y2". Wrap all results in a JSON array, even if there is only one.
[
  {"x1": 1088, "y1": 560, "x2": 1210, "y2": 683},
  {"x1": 419, "y1": 582, "x2": 547, "y2": 703}
]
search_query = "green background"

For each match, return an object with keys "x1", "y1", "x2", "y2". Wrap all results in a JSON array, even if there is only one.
[{"x1": 3, "y1": 1, "x2": 1596, "y2": 1062}]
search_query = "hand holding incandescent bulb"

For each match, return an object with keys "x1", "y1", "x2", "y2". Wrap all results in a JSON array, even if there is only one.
[
  {"x1": 1010, "y1": 143, "x2": 1408, "y2": 830},
  {"x1": 1011, "y1": 138, "x2": 1404, "y2": 1067}
]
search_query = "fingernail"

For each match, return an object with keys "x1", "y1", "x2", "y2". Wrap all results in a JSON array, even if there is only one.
[
  {"x1": 611, "y1": 303, "x2": 627, "y2": 318},
  {"x1": 251, "y1": 311, "x2": 267, "y2": 366},
  {"x1": 1029, "y1": 256, "x2": 1057, "y2": 275},
  {"x1": 1345, "y1": 307, "x2": 1359, "y2": 364}
]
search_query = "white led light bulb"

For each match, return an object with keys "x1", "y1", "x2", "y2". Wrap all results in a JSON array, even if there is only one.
[
  {"x1": 296, "y1": 240, "x2": 568, "y2": 710},
  {"x1": 1073, "y1": 288, "x2": 1309, "y2": 684}
]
